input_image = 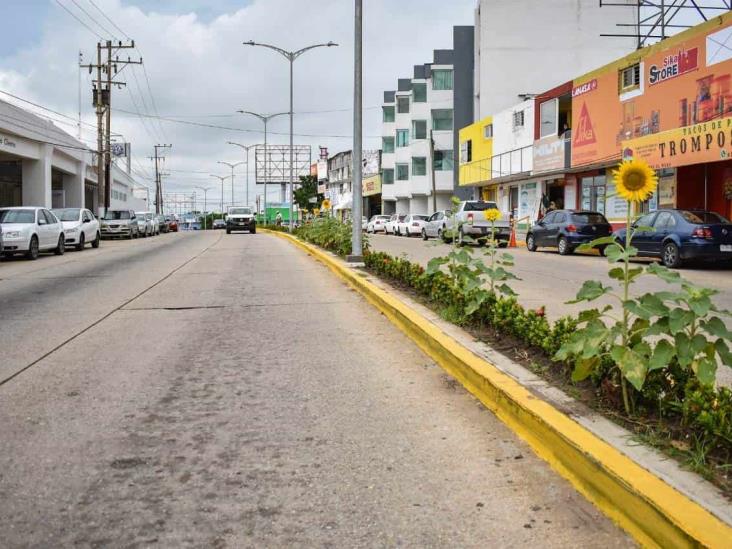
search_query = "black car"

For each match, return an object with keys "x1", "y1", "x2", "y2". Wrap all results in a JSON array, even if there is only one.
[
  {"x1": 527, "y1": 210, "x2": 612, "y2": 255},
  {"x1": 212, "y1": 219, "x2": 226, "y2": 230},
  {"x1": 614, "y1": 209, "x2": 732, "y2": 268}
]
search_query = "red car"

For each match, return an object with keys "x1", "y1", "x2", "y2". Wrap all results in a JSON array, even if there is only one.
[{"x1": 166, "y1": 215, "x2": 178, "y2": 232}]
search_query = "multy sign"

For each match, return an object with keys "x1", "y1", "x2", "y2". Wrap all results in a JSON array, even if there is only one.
[{"x1": 649, "y1": 48, "x2": 699, "y2": 86}]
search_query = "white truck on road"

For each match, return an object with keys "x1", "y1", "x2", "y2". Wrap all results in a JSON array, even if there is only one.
[{"x1": 445, "y1": 200, "x2": 511, "y2": 246}]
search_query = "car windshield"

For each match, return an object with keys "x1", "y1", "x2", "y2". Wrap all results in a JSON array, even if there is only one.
[
  {"x1": 413, "y1": 215, "x2": 429, "y2": 221},
  {"x1": 464, "y1": 201, "x2": 498, "y2": 212},
  {"x1": 571, "y1": 212, "x2": 607, "y2": 224},
  {"x1": 377, "y1": 215, "x2": 390, "y2": 220},
  {"x1": 398, "y1": 215, "x2": 406, "y2": 221},
  {"x1": 103, "y1": 210, "x2": 131, "y2": 220},
  {"x1": 0, "y1": 209, "x2": 35, "y2": 223},
  {"x1": 52, "y1": 208, "x2": 81, "y2": 222},
  {"x1": 679, "y1": 210, "x2": 730, "y2": 224},
  {"x1": 230, "y1": 208, "x2": 251, "y2": 215}
]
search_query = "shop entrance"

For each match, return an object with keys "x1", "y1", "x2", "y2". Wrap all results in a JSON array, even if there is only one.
[
  {"x1": 0, "y1": 160, "x2": 22, "y2": 207},
  {"x1": 545, "y1": 181, "x2": 565, "y2": 210},
  {"x1": 509, "y1": 186, "x2": 519, "y2": 217}
]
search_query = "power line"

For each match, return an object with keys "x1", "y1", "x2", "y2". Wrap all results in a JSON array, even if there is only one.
[
  {"x1": 86, "y1": 0, "x2": 131, "y2": 40},
  {"x1": 54, "y1": 0, "x2": 103, "y2": 39},
  {"x1": 69, "y1": 0, "x2": 116, "y2": 38}
]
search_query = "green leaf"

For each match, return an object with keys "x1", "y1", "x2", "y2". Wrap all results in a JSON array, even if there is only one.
[
  {"x1": 715, "y1": 339, "x2": 732, "y2": 367},
  {"x1": 568, "y1": 280, "x2": 611, "y2": 304},
  {"x1": 426, "y1": 256, "x2": 448, "y2": 274},
  {"x1": 645, "y1": 318, "x2": 669, "y2": 336},
  {"x1": 647, "y1": 262, "x2": 682, "y2": 284},
  {"x1": 624, "y1": 300, "x2": 652, "y2": 320},
  {"x1": 604, "y1": 244, "x2": 624, "y2": 263},
  {"x1": 633, "y1": 341, "x2": 652, "y2": 358},
  {"x1": 572, "y1": 357, "x2": 599, "y2": 382},
  {"x1": 578, "y1": 308, "x2": 602, "y2": 323},
  {"x1": 627, "y1": 267, "x2": 644, "y2": 283},
  {"x1": 580, "y1": 322, "x2": 611, "y2": 359},
  {"x1": 501, "y1": 253, "x2": 514, "y2": 261},
  {"x1": 608, "y1": 267, "x2": 624, "y2": 280},
  {"x1": 639, "y1": 293, "x2": 670, "y2": 316},
  {"x1": 615, "y1": 348, "x2": 648, "y2": 392},
  {"x1": 688, "y1": 294, "x2": 712, "y2": 317},
  {"x1": 589, "y1": 236, "x2": 618, "y2": 247},
  {"x1": 648, "y1": 339, "x2": 674, "y2": 371},
  {"x1": 675, "y1": 332, "x2": 693, "y2": 367},
  {"x1": 669, "y1": 308, "x2": 695, "y2": 333},
  {"x1": 692, "y1": 346, "x2": 717, "y2": 386},
  {"x1": 496, "y1": 283, "x2": 516, "y2": 297},
  {"x1": 691, "y1": 334, "x2": 708, "y2": 355}
]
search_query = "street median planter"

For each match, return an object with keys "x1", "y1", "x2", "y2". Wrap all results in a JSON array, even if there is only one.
[{"x1": 261, "y1": 228, "x2": 732, "y2": 548}]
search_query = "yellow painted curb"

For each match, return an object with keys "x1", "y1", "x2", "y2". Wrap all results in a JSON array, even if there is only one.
[{"x1": 263, "y1": 229, "x2": 732, "y2": 548}]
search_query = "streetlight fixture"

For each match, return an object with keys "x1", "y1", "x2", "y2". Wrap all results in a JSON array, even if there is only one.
[
  {"x1": 237, "y1": 111, "x2": 287, "y2": 224},
  {"x1": 210, "y1": 174, "x2": 230, "y2": 215},
  {"x1": 243, "y1": 39, "x2": 338, "y2": 230},
  {"x1": 227, "y1": 142, "x2": 259, "y2": 207},
  {"x1": 217, "y1": 160, "x2": 245, "y2": 208},
  {"x1": 194, "y1": 185, "x2": 213, "y2": 230}
]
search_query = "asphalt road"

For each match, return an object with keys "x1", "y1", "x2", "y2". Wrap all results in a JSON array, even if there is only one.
[{"x1": 0, "y1": 231, "x2": 630, "y2": 547}]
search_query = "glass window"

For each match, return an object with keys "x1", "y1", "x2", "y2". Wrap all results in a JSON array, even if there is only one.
[
  {"x1": 397, "y1": 96, "x2": 409, "y2": 114},
  {"x1": 679, "y1": 210, "x2": 730, "y2": 224},
  {"x1": 0, "y1": 209, "x2": 35, "y2": 223},
  {"x1": 540, "y1": 98, "x2": 557, "y2": 138},
  {"x1": 396, "y1": 164, "x2": 409, "y2": 180},
  {"x1": 413, "y1": 83, "x2": 427, "y2": 102},
  {"x1": 653, "y1": 211, "x2": 676, "y2": 228},
  {"x1": 513, "y1": 110, "x2": 525, "y2": 128},
  {"x1": 412, "y1": 120, "x2": 427, "y2": 140},
  {"x1": 571, "y1": 213, "x2": 608, "y2": 224},
  {"x1": 396, "y1": 129, "x2": 409, "y2": 147},
  {"x1": 434, "y1": 150, "x2": 454, "y2": 171},
  {"x1": 43, "y1": 210, "x2": 57, "y2": 224},
  {"x1": 52, "y1": 208, "x2": 81, "y2": 222},
  {"x1": 382, "y1": 168, "x2": 394, "y2": 184},
  {"x1": 382, "y1": 106, "x2": 395, "y2": 123},
  {"x1": 432, "y1": 109, "x2": 453, "y2": 131},
  {"x1": 542, "y1": 212, "x2": 557, "y2": 224},
  {"x1": 460, "y1": 140, "x2": 472, "y2": 163},
  {"x1": 483, "y1": 124, "x2": 493, "y2": 138},
  {"x1": 554, "y1": 212, "x2": 567, "y2": 223},
  {"x1": 382, "y1": 136, "x2": 395, "y2": 154},
  {"x1": 634, "y1": 213, "x2": 656, "y2": 228},
  {"x1": 432, "y1": 69, "x2": 453, "y2": 90},
  {"x1": 464, "y1": 201, "x2": 498, "y2": 212},
  {"x1": 412, "y1": 157, "x2": 427, "y2": 176}
]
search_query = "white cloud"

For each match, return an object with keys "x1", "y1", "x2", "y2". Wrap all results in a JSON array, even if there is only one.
[{"x1": 1, "y1": 0, "x2": 475, "y2": 203}]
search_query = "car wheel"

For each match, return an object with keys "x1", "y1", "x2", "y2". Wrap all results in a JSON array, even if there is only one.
[
  {"x1": 54, "y1": 234, "x2": 65, "y2": 255},
  {"x1": 92, "y1": 232, "x2": 100, "y2": 248},
  {"x1": 662, "y1": 241, "x2": 682, "y2": 268},
  {"x1": 422, "y1": 229, "x2": 428, "y2": 241},
  {"x1": 526, "y1": 233, "x2": 537, "y2": 252},
  {"x1": 226, "y1": 228, "x2": 231, "y2": 234},
  {"x1": 26, "y1": 235, "x2": 39, "y2": 260},
  {"x1": 76, "y1": 232, "x2": 85, "y2": 251},
  {"x1": 558, "y1": 236, "x2": 572, "y2": 255},
  {"x1": 250, "y1": 226, "x2": 256, "y2": 234}
]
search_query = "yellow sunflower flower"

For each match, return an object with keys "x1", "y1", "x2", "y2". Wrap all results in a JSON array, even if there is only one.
[
  {"x1": 321, "y1": 199, "x2": 332, "y2": 211},
  {"x1": 613, "y1": 159, "x2": 658, "y2": 203},
  {"x1": 483, "y1": 208, "x2": 501, "y2": 222}
]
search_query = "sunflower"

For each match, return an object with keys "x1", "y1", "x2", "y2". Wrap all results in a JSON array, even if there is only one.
[
  {"x1": 321, "y1": 199, "x2": 332, "y2": 211},
  {"x1": 483, "y1": 208, "x2": 501, "y2": 222},
  {"x1": 613, "y1": 159, "x2": 657, "y2": 203}
]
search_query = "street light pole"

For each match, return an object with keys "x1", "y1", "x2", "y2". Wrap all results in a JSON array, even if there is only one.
[
  {"x1": 194, "y1": 186, "x2": 213, "y2": 230},
  {"x1": 243, "y1": 39, "x2": 338, "y2": 230},
  {"x1": 217, "y1": 161, "x2": 245, "y2": 207},
  {"x1": 238, "y1": 111, "x2": 287, "y2": 224},
  {"x1": 227, "y1": 142, "x2": 259, "y2": 207},
  {"x1": 350, "y1": 0, "x2": 364, "y2": 261},
  {"x1": 210, "y1": 174, "x2": 230, "y2": 216}
]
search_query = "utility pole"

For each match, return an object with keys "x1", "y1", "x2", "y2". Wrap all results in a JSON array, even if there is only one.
[
  {"x1": 81, "y1": 40, "x2": 141, "y2": 215},
  {"x1": 349, "y1": 0, "x2": 363, "y2": 261},
  {"x1": 429, "y1": 129, "x2": 437, "y2": 214},
  {"x1": 151, "y1": 144, "x2": 172, "y2": 214}
]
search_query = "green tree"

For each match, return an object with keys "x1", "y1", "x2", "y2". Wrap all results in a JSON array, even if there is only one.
[{"x1": 293, "y1": 175, "x2": 322, "y2": 213}]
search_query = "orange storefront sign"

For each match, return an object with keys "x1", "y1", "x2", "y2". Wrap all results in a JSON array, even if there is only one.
[{"x1": 571, "y1": 13, "x2": 732, "y2": 168}]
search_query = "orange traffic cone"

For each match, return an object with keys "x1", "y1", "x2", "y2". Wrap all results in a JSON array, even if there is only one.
[{"x1": 508, "y1": 221, "x2": 517, "y2": 248}]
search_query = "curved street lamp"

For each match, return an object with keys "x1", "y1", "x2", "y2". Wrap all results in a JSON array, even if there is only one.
[
  {"x1": 209, "y1": 174, "x2": 230, "y2": 215},
  {"x1": 243, "y1": 40, "x2": 338, "y2": 229},
  {"x1": 217, "y1": 160, "x2": 245, "y2": 208},
  {"x1": 227, "y1": 142, "x2": 260, "y2": 207},
  {"x1": 194, "y1": 185, "x2": 213, "y2": 230}
]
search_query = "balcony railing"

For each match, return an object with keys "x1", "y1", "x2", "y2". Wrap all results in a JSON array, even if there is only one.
[{"x1": 459, "y1": 144, "x2": 533, "y2": 185}]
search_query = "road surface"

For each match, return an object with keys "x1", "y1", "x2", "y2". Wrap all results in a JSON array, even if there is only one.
[{"x1": 0, "y1": 231, "x2": 630, "y2": 547}]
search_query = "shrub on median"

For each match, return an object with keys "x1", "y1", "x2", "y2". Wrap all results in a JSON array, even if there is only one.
[{"x1": 293, "y1": 218, "x2": 368, "y2": 257}]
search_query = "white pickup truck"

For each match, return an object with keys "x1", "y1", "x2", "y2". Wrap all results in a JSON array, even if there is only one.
[{"x1": 445, "y1": 200, "x2": 511, "y2": 246}]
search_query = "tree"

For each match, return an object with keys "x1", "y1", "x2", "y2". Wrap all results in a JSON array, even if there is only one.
[{"x1": 293, "y1": 175, "x2": 322, "y2": 213}]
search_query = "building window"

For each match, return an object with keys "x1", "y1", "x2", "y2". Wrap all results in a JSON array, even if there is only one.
[
  {"x1": 432, "y1": 69, "x2": 453, "y2": 90},
  {"x1": 382, "y1": 168, "x2": 394, "y2": 184},
  {"x1": 412, "y1": 120, "x2": 427, "y2": 140},
  {"x1": 382, "y1": 105, "x2": 395, "y2": 123},
  {"x1": 396, "y1": 129, "x2": 409, "y2": 147},
  {"x1": 412, "y1": 83, "x2": 427, "y2": 102},
  {"x1": 434, "y1": 150, "x2": 454, "y2": 171},
  {"x1": 512, "y1": 110, "x2": 525, "y2": 129},
  {"x1": 431, "y1": 109, "x2": 453, "y2": 131},
  {"x1": 619, "y1": 63, "x2": 640, "y2": 92},
  {"x1": 539, "y1": 98, "x2": 557, "y2": 138},
  {"x1": 483, "y1": 124, "x2": 493, "y2": 138},
  {"x1": 412, "y1": 157, "x2": 427, "y2": 176},
  {"x1": 396, "y1": 163, "x2": 409, "y2": 180},
  {"x1": 460, "y1": 140, "x2": 472, "y2": 163},
  {"x1": 382, "y1": 136, "x2": 395, "y2": 153},
  {"x1": 397, "y1": 96, "x2": 410, "y2": 114}
]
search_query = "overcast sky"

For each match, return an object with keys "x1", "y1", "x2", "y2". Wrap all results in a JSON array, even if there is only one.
[{"x1": 0, "y1": 0, "x2": 476, "y2": 204}]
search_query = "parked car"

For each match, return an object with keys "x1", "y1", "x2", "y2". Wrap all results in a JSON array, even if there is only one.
[
  {"x1": 366, "y1": 215, "x2": 390, "y2": 233},
  {"x1": 422, "y1": 210, "x2": 452, "y2": 241},
  {"x1": 52, "y1": 207, "x2": 101, "y2": 251},
  {"x1": 384, "y1": 213, "x2": 406, "y2": 235},
  {"x1": 446, "y1": 200, "x2": 511, "y2": 246},
  {"x1": 156, "y1": 214, "x2": 169, "y2": 233},
  {"x1": 0, "y1": 207, "x2": 66, "y2": 259},
  {"x1": 527, "y1": 210, "x2": 612, "y2": 256},
  {"x1": 226, "y1": 206, "x2": 256, "y2": 234},
  {"x1": 136, "y1": 212, "x2": 157, "y2": 237},
  {"x1": 166, "y1": 215, "x2": 178, "y2": 232},
  {"x1": 614, "y1": 208, "x2": 732, "y2": 268},
  {"x1": 212, "y1": 218, "x2": 226, "y2": 230},
  {"x1": 100, "y1": 209, "x2": 139, "y2": 239},
  {"x1": 397, "y1": 214, "x2": 429, "y2": 236}
]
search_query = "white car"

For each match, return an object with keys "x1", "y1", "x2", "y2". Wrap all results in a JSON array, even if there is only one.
[
  {"x1": 136, "y1": 212, "x2": 156, "y2": 237},
  {"x1": 366, "y1": 215, "x2": 390, "y2": 233},
  {"x1": 397, "y1": 214, "x2": 429, "y2": 236},
  {"x1": 52, "y1": 208, "x2": 101, "y2": 251},
  {"x1": 422, "y1": 210, "x2": 452, "y2": 241},
  {"x1": 0, "y1": 207, "x2": 66, "y2": 260},
  {"x1": 384, "y1": 213, "x2": 406, "y2": 235}
]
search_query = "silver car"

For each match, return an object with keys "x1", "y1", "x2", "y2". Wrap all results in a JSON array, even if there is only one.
[
  {"x1": 135, "y1": 212, "x2": 157, "y2": 237},
  {"x1": 422, "y1": 210, "x2": 452, "y2": 241},
  {"x1": 100, "y1": 209, "x2": 139, "y2": 239}
]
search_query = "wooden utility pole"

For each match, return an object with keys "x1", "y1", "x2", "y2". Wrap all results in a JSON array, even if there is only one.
[{"x1": 151, "y1": 144, "x2": 172, "y2": 213}]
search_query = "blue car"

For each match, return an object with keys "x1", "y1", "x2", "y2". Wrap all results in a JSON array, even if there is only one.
[
  {"x1": 613, "y1": 209, "x2": 732, "y2": 268},
  {"x1": 527, "y1": 210, "x2": 612, "y2": 255}
]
